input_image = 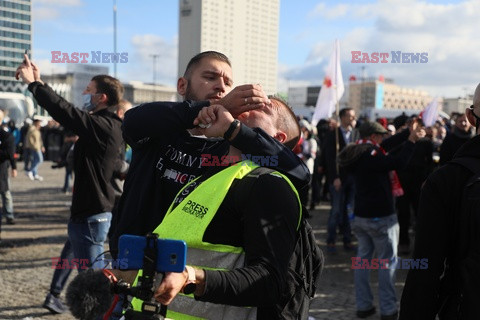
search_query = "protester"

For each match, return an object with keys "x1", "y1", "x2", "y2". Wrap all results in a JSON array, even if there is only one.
[
  {"x1": 400, "y1": 83, "x2": 480, "y2": 319},
  {"x1": 108, "y1": 99, "x2": 132, "y2": 239},
  {"x1": 0, "y1": 110, "x2": 17, "y2": 235},
  {"x1": 16, "y1": 55, "x2": 124, "y2": 314},
  {"x1": 109, "y1": 51, "x2": 310, "y2": 259},
  {"x1": 338, "y1": 120, "x2": 425, "y2": 320},
  {"x1": 439, "y1": 112, "x2": 473, "y2": 165},
  {"x1": 149, "y1": 99, "x2": 308, "y2": 318},
  {"x1": 24, "y1": 118, "x2": 44, "y2": 181},
  {"x1": 298, "y1": 119, "x2": 317, "y2": 207},
  {"x1": 323, "y1": 107, "x2": 359, "y2": 253}
]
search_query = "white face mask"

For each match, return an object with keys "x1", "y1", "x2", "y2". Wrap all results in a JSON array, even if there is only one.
[{"x1": 82, "y1": 93, "x2": 97, "y2": 111}]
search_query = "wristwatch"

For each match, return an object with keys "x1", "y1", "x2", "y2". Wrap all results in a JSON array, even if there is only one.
[{"x1": 182, "y1": 266, "x2": 197, "y2": 295}]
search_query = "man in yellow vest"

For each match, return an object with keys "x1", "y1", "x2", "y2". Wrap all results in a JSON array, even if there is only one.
[{"x1": 147, "y1": 97, "x2": 304, "y2": 319}]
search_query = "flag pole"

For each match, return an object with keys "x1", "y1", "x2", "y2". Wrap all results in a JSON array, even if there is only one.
[{"x1": 334, "y1": 40, "x2": 340, "y2": 176}]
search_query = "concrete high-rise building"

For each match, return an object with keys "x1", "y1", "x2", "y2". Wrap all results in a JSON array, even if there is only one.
[
  {"x1": 178, "y1": 0, "x2": 279, "y2": 95},
  {"x1": 0, "y1": 0, "x2": 32, "y2": 92}
]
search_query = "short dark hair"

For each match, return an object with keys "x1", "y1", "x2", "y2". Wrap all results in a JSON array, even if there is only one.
[
  {"x1": 183, "y1": 51, "x2": 231, "y2": 78},
  {"x1": 269, "y1": 95, "x2": 301, "y2": 150},
  {"x1": 91, "y1": 75, "x2": 124, "y2": 107},
  {"x1": 339, "y1": 107, "x2": 354, "y2": 119}
]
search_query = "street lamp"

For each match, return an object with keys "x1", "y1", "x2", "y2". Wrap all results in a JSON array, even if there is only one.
[
  {"x1": 150, "y1": 54, "x2": 160, "y2": 101},
  {"x1": 150, "y1": 54, "x2": 160, "y2": 85},
  {"x1": 113, "y1": 0, "x2": 117, "y2": 78}
]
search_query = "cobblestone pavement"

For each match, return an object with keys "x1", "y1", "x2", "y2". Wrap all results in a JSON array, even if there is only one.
[{"x1": 0, "y1": 162, "x2": 410, "y2": 320}]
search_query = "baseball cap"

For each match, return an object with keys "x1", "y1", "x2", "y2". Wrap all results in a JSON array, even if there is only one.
[{"x1": 359, "y1": 121, "x2": 388, "y2": 138}]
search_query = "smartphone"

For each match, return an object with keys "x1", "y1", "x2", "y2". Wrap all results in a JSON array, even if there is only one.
[{"x1": 118, "y1": 235, "x2": 187, "y2": 273}]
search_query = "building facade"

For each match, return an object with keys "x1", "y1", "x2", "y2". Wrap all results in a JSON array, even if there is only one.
[
  {"x1": 348, "y1": 78, "x2": 434, "y2": 114},
  {"x1": 178, "y1": 0, "x2": 279, "y2": 95},
  {"x1": 42, "y1": 71, "x2": 177, "y2": 112},
  {"x1": 287, "y1": 85, "x2": 349, "y2": 120},
  {"x1": 443, "y1": 96, "x2": 472, "y2": 116},
  {"x1": 0, "y1": 0, "x2": 32, "y2": 93}
]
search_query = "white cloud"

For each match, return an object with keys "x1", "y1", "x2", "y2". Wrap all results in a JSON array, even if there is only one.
[
  {"x1": 34, "y1": 0, "x2": 83, "y2": 6},
  {"x1": 33, "y1": 7, "x2": 60, "y2": 20},
  {"x1": 310, "y1": 2, "x2": 349, "y2": 20},
  {"x1": 34, "y1": 58, "x2": 67, "y2": 75},
  {"x1": 126, "y1": 34, "x2": 178, "y2": 86},
  {"x1": 281, "y1": 0, "x2": 480, "y2": 99},
  {"x1": 33, "y1": 0, "x2": 83, "y2": 20}
]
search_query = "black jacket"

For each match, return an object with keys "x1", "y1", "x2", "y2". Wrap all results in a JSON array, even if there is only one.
[
  {"x1": 168, "y1": 167, "x2": 300, "y2": 318},
  {"x1": 439, "y1": 129, "x2": 473, "y2": 165},
  {"x1": 337, "y1": 129, "x2": 413, "y2": 218},
  {"x1": 322, "y1": 127, "x2": 359, "y2": 184},
  {"x1": 109, "y1": 101, "x2": 310, "y2": 257},
  {"x1": 400, "y1": 134, "x2": 480, "y2": 320},
  {"x1": 0, "y1": 129, "x2": 16, "y2": 192},
  {"x1": 28, "y1": 82, "x2": 123, "y2": 219}
]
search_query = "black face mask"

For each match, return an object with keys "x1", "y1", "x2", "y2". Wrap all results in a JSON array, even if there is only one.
[{"x1": 470, "y1": 105, "x2": 480, "y2": 130}]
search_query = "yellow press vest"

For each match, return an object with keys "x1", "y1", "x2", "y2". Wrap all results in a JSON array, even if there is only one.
[{"x1": 132, "y1": 160, "x2": 301, "y2": 320}]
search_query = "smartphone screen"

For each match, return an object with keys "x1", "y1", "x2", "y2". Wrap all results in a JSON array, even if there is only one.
[{"x1": 118, "y1": 235, "x2": 187, "y2": 273}]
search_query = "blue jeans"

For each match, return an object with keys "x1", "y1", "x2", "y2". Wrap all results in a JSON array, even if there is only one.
[
  {"x1": 23, "y1": 148, "x2": 32, "y2": 171},
  {"x1": 352, "y1": 214, "x2": 399, "y2": 316},
  {"x1": 327, "y1": 175, "x2": 355, "y2": 245},
  {"x1": 68, "y1": 212, "x2": 112, "y2": 270},
  {"x1": 49, "y1": 239, "x2": 74, "y2": 295},
  {"x1": 1, "y1": 189, "x2": 14, "y2": 219},
  {"x1": 30, "y1": 150, "x2": 43, "y2": 176},
  {"x1": 63, "y1": 167, "x2": 72, "y2": 192}
]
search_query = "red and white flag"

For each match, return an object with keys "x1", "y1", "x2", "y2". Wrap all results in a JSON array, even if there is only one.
[
  {"x1": 312, "y1": 39, "x2": 344, "y2": 126},
  {"x1": 421, "y1": 97, "x2": 439, "y2": 127}
]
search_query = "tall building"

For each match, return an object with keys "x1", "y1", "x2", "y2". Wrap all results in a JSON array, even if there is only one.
[
  {"x1": 0, "y1": 0, "x2": 32, "y2": 92},
  {"x1": 178, "y1": 0, "x2": 279, "y2": 95}
]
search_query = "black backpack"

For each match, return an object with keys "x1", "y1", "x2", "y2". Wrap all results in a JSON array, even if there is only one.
[
  {"x1": 274, "y1": 213, "x2": 324, "y2": 319},
  {"x1": 247, "y1": 168, "x2": 324, "y2": 319},
  {"x1": 439, "y1": 157, "x2": 480, "y2": 319}
]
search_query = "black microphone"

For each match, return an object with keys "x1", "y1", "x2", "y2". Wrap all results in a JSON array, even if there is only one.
[{"x1": 66, "y1": 269, "x2": 115, "y2": 320}]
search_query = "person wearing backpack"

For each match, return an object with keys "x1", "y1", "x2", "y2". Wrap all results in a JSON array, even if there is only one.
[
  {"x1": 400, "y1": 83, "x2": 480, "y2": 320},
  {"x1": 138, "y1": 99, "x2": 322, "y2": 319}
]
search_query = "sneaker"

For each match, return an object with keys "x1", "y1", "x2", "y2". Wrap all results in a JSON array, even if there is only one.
[
  {"x1": 43, "y1": 293, "x2": 67, "y2": 314},
  {"x1": 34, "y1": 175, "x2": 43, "y2": 181},
  {"x1": 6, "y1": 217, "x2": 15, "y2": 225},
  {"x1": 356, "y1": 306, "x2": 376, "y2": 318},
  {"x1": 26, "y1": 171, "x2": 34, "y2": 181}
]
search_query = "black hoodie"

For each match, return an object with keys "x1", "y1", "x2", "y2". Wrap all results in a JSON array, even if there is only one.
[
  {"x1": 400, "y1": 134, "x2": 479, "y2": 320},
  {"x1": 110, "y1": 101, "x2": 310, "y2": 257}
]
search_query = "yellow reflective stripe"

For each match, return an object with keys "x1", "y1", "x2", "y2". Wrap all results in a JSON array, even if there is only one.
[
  {"x1": 167, "y1": 309, "x2": 206, "y2": 320},
  {"x1": 187, "y1": 247, "x2": 244, "y2": 269},
  {"x1": 155, "y1": 161, "x2": 260, "y2": 245},
  {"x1": 168, "y1": 295, "x2": 256, "y2": 320}
]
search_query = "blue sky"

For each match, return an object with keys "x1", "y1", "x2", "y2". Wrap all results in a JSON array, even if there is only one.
[{"x1": 32, "y1": 0, "x2": 478, "y2": 98}]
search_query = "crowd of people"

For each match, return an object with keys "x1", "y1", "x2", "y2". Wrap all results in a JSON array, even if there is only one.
[{"x1": 8, "y1": 50, "x2": 479, "y2": 320}]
